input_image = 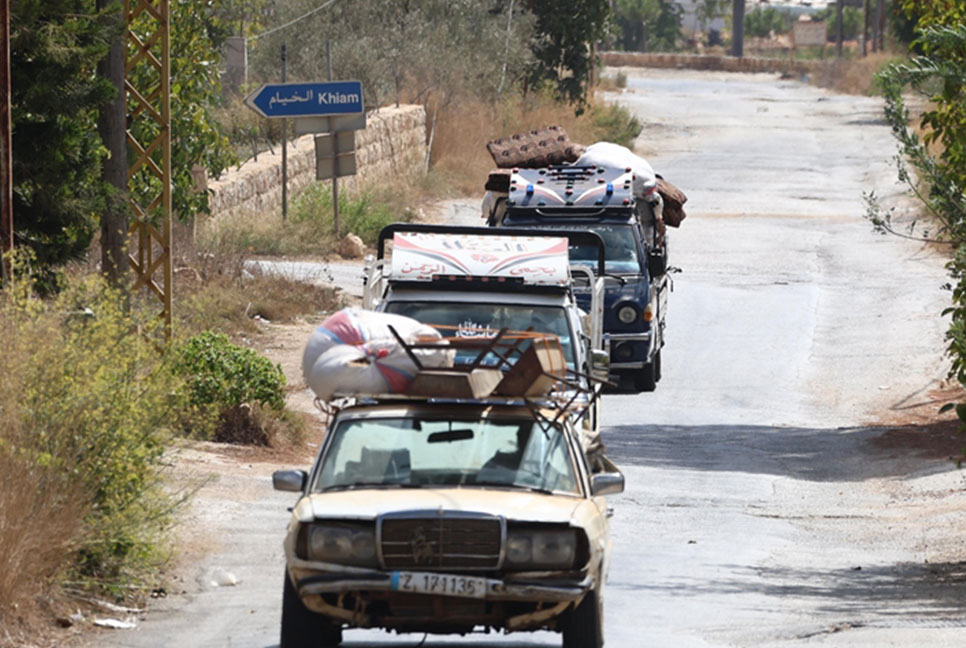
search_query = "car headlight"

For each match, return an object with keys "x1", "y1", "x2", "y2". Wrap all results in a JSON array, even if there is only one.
[
  {"x1": 505, "y1": 528, "x2": 577, "y2": 569},
  {"x1": 299, "y1": 522, "x2": 377, "y2": 567},
  {"x1": 616, "y1": 304, "x2": 637, "y2": 324}
]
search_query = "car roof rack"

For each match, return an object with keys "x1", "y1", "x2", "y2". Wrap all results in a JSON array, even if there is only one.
[{"x1": 318, "y1": 326, "x2": 610, "y2": 434}]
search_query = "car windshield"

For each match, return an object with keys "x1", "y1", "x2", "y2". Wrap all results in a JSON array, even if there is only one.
[
  {"x1": 383, "y1": 301, "x2": 577, "y2": 369},
  {"x1": 567, "y1": 225, "x2": 640, "y2": 275},
  {"x1": 315, "y1": 416, "x2": 579, "y2": 494}
]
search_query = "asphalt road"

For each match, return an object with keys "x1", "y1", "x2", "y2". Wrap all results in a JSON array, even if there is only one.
[{"x1": 93, "y1": 68, "x2": 966, "y2": 647}]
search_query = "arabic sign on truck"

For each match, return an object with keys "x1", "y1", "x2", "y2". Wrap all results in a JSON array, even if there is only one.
[{"x1": 389, "y1": 232, "x2": 571, "y2": 286}]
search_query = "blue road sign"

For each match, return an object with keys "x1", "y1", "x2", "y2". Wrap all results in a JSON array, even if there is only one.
[{"x1": 245, "y1": 81, "x2": 364, "y2": 119}]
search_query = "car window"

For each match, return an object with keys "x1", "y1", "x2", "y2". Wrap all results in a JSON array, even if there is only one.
[
  {"x1": 383, "y1": 301, "x2": 577, "y2": 370},
  {"x1": 566, "y1": 224, "x2": 641, "y2": 274},
  {"x1": 315, "y1": 417, "x2": 579, "y2": 494}
]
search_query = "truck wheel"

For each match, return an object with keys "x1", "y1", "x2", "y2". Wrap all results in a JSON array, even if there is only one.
[
  {"x1": 634, "y1": 361, "x2": 657, "y2": 392},
  {"x1": 561, "y1": 589, "x2": 603, "y2": 648},
  {"x1": 654, "y1": 350, "x2": 662, "y2": 383},
  {"x1": 281, "y1": 572, "x2": 343, "y2": 648}
]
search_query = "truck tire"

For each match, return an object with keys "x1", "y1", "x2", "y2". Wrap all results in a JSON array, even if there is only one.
[
  {"x1": 654, "y1": 350, "x2": 662, "y2": 383},
  {"x1": 634, "y1": 360, "x2": 657, "y2": 392},
  {"x1": 281, "y1": 572, "x2": 343, "y2": 648},
  {"x1": 561, "y1": 588, "x2": 603, "y2": 648}
]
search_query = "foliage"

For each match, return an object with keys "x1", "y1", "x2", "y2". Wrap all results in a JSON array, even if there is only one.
[
  {"x1": 590, "y1": 103, "x2": 642, "y2": 149},
  {"x1": 249, "y1": 0, "x2": 533, "y2": 110},
  {"x1": 127, "y1": 1, "x2": 236, "y2": 223},
  {"x1": 526, "y1": 0, "x2": 612, "y2": 111},
  {"x1": 867, "y1": 23, "x2": 966, "y2": 417},
  {"x1": 0, "y1": 267, "x2": 183, "y2": 593},
  {"x1": 613, "y1": 0, "x2": 682, "y2": 53},
  {"x1": 743, "y1": 6, "x2": 791, "y2": 38},
  {"x1": 696, "y1": 0, "x2": 728, "y2": 35},
  {"x1": 174, "y1": 331, "x2": 286, "y2": 415},
  {"x1": 814, "y1": 6, "x2": 863, "y2": 42},
  {"x1": 291, "y1": 184, "x2": 400, "y2": 246},
  {"x1": 9, "y1": 0, "x2": 116, "y2": 291}
]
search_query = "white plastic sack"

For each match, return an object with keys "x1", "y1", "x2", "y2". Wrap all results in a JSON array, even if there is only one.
[
  {"x1": 302, "y1": 308, "x2": 452, "y2": 401},
  {"x1": 575, "y1": 142, "x2": 658, "y2": 198},
  {"x1": 302, "y1": 308, "x2": 446, "y2": 378}
]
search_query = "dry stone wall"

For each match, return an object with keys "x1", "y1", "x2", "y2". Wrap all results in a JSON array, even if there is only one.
[
  {"x1": 601, "y1": 51, "x2": 819, "y2": 75},
  {"x1": 207, "y1": 104, "x2": 426, "y2": 221}
]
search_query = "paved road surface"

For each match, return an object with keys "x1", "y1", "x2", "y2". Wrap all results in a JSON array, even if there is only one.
[{"x1": 94, "y1": 68, "x2": 966, "y2": 648}]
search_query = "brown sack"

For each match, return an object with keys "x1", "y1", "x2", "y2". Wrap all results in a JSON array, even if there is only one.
[{"x1": 657, "y1": 176, "x2": 687, "y2": 227}]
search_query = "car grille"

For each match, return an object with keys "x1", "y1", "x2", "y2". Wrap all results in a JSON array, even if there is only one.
[{"x1": 379, "y1": 515, "x2": 502, "y2": 571}]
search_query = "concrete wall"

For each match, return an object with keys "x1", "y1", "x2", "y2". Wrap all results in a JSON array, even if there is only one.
[
  {"x1": 207, "y1": 104, "x2": 426, "y2": 221},
  {"x1": 601, "y1": 51, "x2": 820, "y2": 75}
]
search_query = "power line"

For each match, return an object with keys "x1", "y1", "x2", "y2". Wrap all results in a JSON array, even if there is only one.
[{"x1": 248, "y1": 0, "x2": 338, "y2": 42}]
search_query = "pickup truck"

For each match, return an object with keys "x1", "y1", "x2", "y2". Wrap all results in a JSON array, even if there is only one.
[
  {"x1": 362, "y1": 223, "x2": 608, "y2": 433},
  {"x1": 485, "y1": 164, "x2": 669, "y2": 391}
]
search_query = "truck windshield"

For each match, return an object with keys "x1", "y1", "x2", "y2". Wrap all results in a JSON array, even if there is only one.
[
  {"x1": 568, "y1": 224, "x2": 640, "y2": 275},
  {"x1": 315, "y1": 416, "x2": 579, "y2": 494},
  {"x1": 383, "y1": 301, "x2": 577, "y2": 369}
]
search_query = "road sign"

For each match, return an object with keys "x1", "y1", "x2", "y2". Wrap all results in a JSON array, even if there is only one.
[
  {"x1": 315, "y1": 132, "x2": 357, "y2": 180},
  {"x1": 244, "y1": 81, "x2": 364, "y2": 119},
  {"x1": 294, "y1": 113, "x2": 366, "y2": 136},
  {"x1": 793, "y1": 21, "x2": 827, "y2": 47}
]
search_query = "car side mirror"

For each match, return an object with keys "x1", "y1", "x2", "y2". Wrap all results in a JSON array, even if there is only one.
[
  {"x1": 590, "y1": 348, "x2": 610, "y2": 383},
  {"x1": 273, "y1": 469, "x2": 307, "y2": 492},
  {"x1": 647, "y1": 250, "x2": 666, "y2": 277},
  {"x1": 590, "y1": 471, "x2": 625, "y2": 497}
]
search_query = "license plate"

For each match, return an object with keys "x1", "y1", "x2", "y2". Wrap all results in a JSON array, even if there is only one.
[{"x1": 391, "y1": 571, "x2": 487, "y2": 599}]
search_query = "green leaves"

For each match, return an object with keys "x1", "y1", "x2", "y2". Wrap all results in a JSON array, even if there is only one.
[{"x1": 174, "y1": 331, "x2": 286, "y2": 413}]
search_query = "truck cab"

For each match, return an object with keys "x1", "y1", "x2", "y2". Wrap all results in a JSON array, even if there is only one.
[
  {"x1": 362, "y1": 223, "x2": 607, "y2": 431},
  {"x1": 485, "y1": 165, "x2": 669, "y2": 392}
]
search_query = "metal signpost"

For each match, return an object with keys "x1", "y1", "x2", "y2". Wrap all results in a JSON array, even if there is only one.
[{"x1": 245, "y1": 78, "x2": 364, "y2": 234}]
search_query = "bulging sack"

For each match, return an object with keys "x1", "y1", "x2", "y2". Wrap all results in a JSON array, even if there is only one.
[
  {"x1": 302, "y1": 308, "x2": 452, "y2": 401},
  {"x1": 575, "y1": 142, "x2": 658, "y2": 197}
]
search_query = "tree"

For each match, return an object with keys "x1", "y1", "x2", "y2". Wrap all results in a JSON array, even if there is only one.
[
  {"x1": 10, "y1": 0, "x2": 115, "y2": 290},
  {"x1": 867, "y1": 15, "x2": 966, "y2": 414},
  {"x1": 526, "y1": 0, "x2": 612, "y2": 111},
  {"x1": 127, "y1": 2, "x2": 236, "y2": 224}
]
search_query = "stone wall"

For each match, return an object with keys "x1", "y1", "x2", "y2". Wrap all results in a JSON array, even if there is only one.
[
  {"x1": 207, "y1": 104, "x2": 426, "y2": 221},
  {"x1": 601, "y1": 51, "x2": 820, "y2": 76}
]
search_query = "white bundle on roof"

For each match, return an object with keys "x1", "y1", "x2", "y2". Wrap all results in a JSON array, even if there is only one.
[
  {"x1": 575, "y1": 142, "x2": 658, "y2": 198},
  {"x1": 302, "y1": 308, "x2": 452, "y2": 401}
]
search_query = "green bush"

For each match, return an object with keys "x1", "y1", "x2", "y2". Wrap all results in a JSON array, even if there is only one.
[
  {"x1": 589, "y1": 103, "x2": 642, "y2": 148},
  {"x1": 175, "y1": 331, "x2": 286, "y2": 413},
  {"x1": 1, "y1": 270, "x2": 184, "y2": 595},
  {"x1": 291, "y1": 184, "x2": 401, "y2": 245},
  {"x1": 744, "y1": 7, "x2": 791, "y2": 38}
]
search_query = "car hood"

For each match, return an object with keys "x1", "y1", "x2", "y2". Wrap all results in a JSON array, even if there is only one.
[{"x1": 298, "y1": 488, "x2": 585, "y2": 525}]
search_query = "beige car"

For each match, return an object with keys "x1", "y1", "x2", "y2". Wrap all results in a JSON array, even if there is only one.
[{"x1": 273, "y1": 400, "x2": 624, "y2": 648}]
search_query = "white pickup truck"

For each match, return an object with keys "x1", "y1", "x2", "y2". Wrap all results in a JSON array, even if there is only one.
[{"x1": 362, "y1": 224, "x2": 608, "y2": 435}]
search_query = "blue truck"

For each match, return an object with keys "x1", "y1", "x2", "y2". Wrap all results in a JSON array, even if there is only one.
[{"x1": 484, "y1": 164, "x2": 670, "y2": 392}]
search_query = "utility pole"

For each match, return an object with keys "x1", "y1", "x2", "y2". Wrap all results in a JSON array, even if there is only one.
[
  {"x1": 281, "y1": 43, "x2": 288, "y2": 221},
  {"x1": 0, "y1": 0, "x2": 12, "y2": 285},
  {"x1": 876, "y1": 0, "x2": 886, "y2": 52},
  {"x1": 326, "y1": 39, "x2": 339, "y2": 237},
  {"x1": 731, "y1": 0, "x2": 744, "y2": 58},
  {"x1": 863, "y1": 0, "x2": 870, "y2": 57},
  {"x1": 97, "y1": 0, "x2": 128, "y2": 285},
  {"x1": 836, "y1": 0, "x2": 844, "y2": 58}
]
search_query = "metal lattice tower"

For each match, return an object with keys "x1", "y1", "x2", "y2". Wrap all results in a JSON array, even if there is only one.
[{"x1": 125, "y1": 0, "x2": 172, "y2": 338}]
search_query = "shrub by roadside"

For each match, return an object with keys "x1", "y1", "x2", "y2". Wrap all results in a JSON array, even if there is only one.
[
  {"x1": 173, "y1": 330, "x2": 303, "y2": 446},
  {"x1": 0, "y1": 272, "x2": 185, "y2": 630}
]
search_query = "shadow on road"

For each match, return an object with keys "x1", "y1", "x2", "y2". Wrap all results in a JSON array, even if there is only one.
[
  {"x1": 603, "y1": 424, "x2": 958, "y2": 482},
  {"x1": 610, "y1": 560, "x2": 966, "y2": 623}
]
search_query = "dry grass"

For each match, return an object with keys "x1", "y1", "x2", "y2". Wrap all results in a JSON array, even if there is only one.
[
  {"x1": 810, "y1": 51, "x2": 906, "y2": 96},
  {"x1": 0, "y1": 310, "x2": 89, "y2": 625},
  {"x1": 429, "y1": 92, "x2": 643, "y2": 196}
]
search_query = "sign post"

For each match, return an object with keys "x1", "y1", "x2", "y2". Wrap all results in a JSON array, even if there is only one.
[{"x1": 245, "y1": 78, "x2": 365, "y2": 235}]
